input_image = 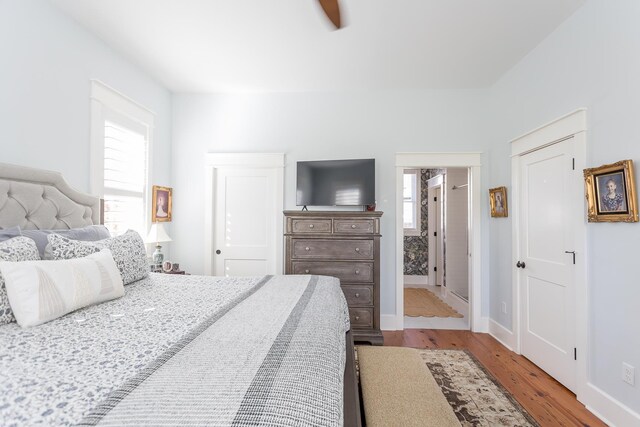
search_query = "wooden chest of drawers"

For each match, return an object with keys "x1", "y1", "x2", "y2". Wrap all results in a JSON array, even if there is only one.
[{"x1": 284, "y1": 211, "x2": 383, "y2": 345}]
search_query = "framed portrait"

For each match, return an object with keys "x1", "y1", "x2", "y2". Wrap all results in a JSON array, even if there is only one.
[
  {"x1": 152, "y1": 185, "x2": 172, "y2": 223},
  {"x1": 584, "y1": 159, "x2": 638, "y2": 222},
  {"x1": 489, "y1": 186, "x2": 508, "y2": 218}
]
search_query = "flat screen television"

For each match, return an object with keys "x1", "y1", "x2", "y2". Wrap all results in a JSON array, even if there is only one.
[{"x1": 296, "y1": 159, "x2": 375, "y2": 206}]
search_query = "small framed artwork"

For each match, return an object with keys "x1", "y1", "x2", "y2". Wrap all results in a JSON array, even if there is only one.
[
  {"x1": 583, "y1": 159, "x2": 638, "y2": 222},
  {"x1": 152, "y1": 185, "x2": 172, "y2": 223},
  {"x1": 489, "y1": 186, "x2": 508, "y2": 218}
]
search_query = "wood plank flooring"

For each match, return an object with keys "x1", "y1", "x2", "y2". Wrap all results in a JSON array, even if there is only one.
[{"x1": 383, "y1": 329, "x2": 607, "y2": 427}]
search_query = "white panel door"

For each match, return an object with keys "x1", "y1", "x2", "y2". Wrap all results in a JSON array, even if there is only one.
[
  {"x1": 213, "y1": 168, "x2": 278, "y2": 277},
  {"x1": 518, "y1": 138, "x2": 577, "y2": 392}
]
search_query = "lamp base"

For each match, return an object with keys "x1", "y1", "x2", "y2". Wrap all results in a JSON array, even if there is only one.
[{"x1": 152, "y1": 244, "x2": 164, "y2": 265}]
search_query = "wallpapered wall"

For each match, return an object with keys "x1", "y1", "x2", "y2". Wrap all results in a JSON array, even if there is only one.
[{"x1": 403, "y1": 169, "x2": 445, "y2": 275}]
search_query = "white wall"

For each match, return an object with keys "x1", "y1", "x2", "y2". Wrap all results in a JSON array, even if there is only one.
[
  {"x1": 444, "y1": 168, "x2": 469, "y2": 300},
  {"x1": 0, "y1": 0, "x2": 172, "y2": 203},
  {"x1": 487, "y1": 0, "x2": 640, "y2": 416},
  {"x1": 171, "y1": 91, "x2": 492, "y2": 316}
]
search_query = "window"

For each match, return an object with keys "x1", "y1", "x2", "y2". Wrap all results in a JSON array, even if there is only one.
[
  {"x1": 403, "y1": 170, "x2": 421, "y2": 236},
  {"x1": 102, "y1": 114, "x2": 148, "y2": 236},
  {"x1": 90, "y1": 81, "x2": 154, "y2": 237}
]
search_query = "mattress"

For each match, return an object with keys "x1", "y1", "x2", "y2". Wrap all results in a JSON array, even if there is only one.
[{"x1": 0, "y1": 273, "x2": 350, "y2": 426}]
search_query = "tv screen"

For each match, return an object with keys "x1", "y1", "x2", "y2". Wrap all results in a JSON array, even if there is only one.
[{"x1": 296, "y1": 159, "x2": 375, "y2": 206}]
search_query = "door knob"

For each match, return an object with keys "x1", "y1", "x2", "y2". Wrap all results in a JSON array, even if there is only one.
[
  {"x1": 305, "y1": 247, "x2": 310, "y2": 251},
  {"x1": 516, "y1": 261, "x2": 526, "y2": 269},
  {"x1": 351, "y1": 224, "x2": 357, "y2": 229},
  {"x1": 355, "y1": 293, "x2": 360, "y2": 298},
  {"x1": 305, "y1": 269, "x2": 310, "y2": 274},
  {"x1": 355, "y1": 270, "x2": 360, "y2": 274},
  {"x1": 216, "y1": 250, "x2": 221, "y2": 255},
  {"x1": 309, "y1": 224, "x2": 314, "y2": 228},
  {"x1": 355, "y1": 248, "x2": 360, "y2": 252}
]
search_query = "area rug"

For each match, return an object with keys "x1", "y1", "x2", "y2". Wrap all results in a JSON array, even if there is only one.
[
  {"x1": 404, "y1": 288, "x2": 463, "y2": 318},
  {"x1": 418, "y1": 349, "x2": 539, "y2": 427}
]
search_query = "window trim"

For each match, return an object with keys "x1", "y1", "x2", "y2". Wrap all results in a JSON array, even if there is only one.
[
  {"x1": 90, "y1": 80, "x2": 155, "y2": 234},
  {"x1": 403, "y1": 169, "x2": 421, "y2": 236}
]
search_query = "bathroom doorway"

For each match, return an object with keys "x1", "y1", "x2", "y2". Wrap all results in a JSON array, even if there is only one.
[
  {"x1": 395, "y1": 152, "x2": 482, "y2": 332},
  {"x1": 402, "y1": 168, "x2": 469, "y2": 329}
]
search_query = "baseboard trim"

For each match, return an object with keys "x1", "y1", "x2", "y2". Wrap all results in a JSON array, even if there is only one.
[
  {"x1": 582, "y1": 382, "x2": 640, "y2": 427},
  {"x1": 473, "y1": 316, "x2": 489, "y2": 333},
  {"x1": 488, "y1": 318, "x2": 516, "y2": 351},
  {"x1": 403, "y1": 275, "x2": 429, "y2": 287},
  {"x1": 380, "y1": 314, "x2": 401, "y2": 331}
]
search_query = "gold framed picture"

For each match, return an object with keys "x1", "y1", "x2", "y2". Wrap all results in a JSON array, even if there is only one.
[
  {"x1": 489, "y1": 186, "x2": 508, "y2": 218},
  {"x1": 152, "y1": 185, "x2": 172, "y2": 223},
  {"x1": 583, "y1": 159, "x2": 638, "y2": 222}
]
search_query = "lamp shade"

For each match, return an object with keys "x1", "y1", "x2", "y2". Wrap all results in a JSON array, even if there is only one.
[{"x1": 146, "y1": 223, "x2": 172, "y2": 244}]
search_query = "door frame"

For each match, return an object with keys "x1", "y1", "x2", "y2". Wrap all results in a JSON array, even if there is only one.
[
  {"x1": 510, "y1": 109, "x2": 588, "y2": 400},
  {"x1": 204, "y1": 153, "x2": 285, "y2": 276},
  {"x1": 395, "y1": 152, "x2": 483, "y2": 332}
]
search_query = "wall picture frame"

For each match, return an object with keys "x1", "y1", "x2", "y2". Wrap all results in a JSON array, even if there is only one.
[
  {"x1": 583, "y1": 159, "x2": 638, "y2": 222},
  {"x1": 152, "y1": 185, "x2": 172, "y2": 223},
  {"x1": 489, "y1": 186, "x2": 508, "y2": 218}
]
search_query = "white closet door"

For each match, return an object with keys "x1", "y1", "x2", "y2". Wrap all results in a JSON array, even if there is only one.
[
  {"x1": 518, "y1": 138, "x2": 577, "y2": 392},
  {"x1": 212, "y1": 167, "x2": 280, "y2": 277}
]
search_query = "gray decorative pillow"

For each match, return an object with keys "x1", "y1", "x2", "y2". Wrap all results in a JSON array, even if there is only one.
[
  {"x1": 22, "y1": 225, "x2": 111, "y2": 259},
  {"x1": 0, "y1": 236, "x2": 41, "y2": 325},
  {"x1": 47, "y1": 230, "x2": 149, "y2": 285},
  {"x1": 0, "y1": 226, "x2": 21, "y2": 243}
]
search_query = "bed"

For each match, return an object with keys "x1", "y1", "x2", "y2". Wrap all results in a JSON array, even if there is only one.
[{"x1": 0, "y1": 163, "x2": 361, "y2": 427}]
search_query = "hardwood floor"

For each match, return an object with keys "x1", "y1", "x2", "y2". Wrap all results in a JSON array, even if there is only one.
[{"x1": 383, "y1": 329, "x2": 607, "y2": 427}]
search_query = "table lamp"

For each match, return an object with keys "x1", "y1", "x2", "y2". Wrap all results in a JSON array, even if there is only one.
[{"x1": 146, "y1": 223, "x2": 172, "y2": 265}]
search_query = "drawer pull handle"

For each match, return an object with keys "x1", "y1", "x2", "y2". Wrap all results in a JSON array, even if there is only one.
[
  {"x1": 305, "y1": 269, "x2": 310, "y2": 274},
  {"x1": 355, "y1": 316, "x2": 360, "y2": 321},
  {"x1": 309, "y1": 224, "x2": 314, "y2": 228},
  {"x1": 351, "y1": 224, "x2": 357, "y2": 229},
  {"x1": 355, "y1": 247, "x2": 360, "y2": 252},
  {"x1": 355, "y1": 293, "x2": 360, "y2": 298},
  {"x1": 305, "y1": 247, "x2": 310, "y2": 251},
  {"x1": 355, "y1": 270, "x2": 360, "y2": 275}
]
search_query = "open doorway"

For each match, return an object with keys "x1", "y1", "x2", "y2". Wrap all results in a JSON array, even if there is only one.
[
  {"x1": 402, "y1": 168, "x2": 469, "y2": 329},
  {"x1": 394, "y1": 153, "x2": 482, "y2": 332}
]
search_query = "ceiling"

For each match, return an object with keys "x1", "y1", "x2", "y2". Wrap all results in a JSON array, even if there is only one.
[{"x1": 50, "y1": 0, "x2": 584, "y2": 93}]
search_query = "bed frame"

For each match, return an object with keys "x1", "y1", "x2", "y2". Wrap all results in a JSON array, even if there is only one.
[{"x1": 0, "y1": 162, "x2": 362, "y2": 427}]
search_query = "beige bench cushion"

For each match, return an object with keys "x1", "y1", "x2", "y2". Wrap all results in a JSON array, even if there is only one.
[{"x1": 357, "y1": 346, "x2": 461, "y2": 427}]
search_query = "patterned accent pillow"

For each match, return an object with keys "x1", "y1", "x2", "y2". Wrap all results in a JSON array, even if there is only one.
[
  {"x1": 47, "y1": 230, "x2": 149, "y2": 285},
  {"x1": 0, "y1": 249, "x2": 124, "y2": 327},
  {"x1": 0, "y1": 237, "x2": 41, "y2": 325}
]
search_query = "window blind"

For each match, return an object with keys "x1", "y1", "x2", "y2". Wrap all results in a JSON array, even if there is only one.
[{"x1": 103, "y1": 120, "x2": 148, "y2": 237}]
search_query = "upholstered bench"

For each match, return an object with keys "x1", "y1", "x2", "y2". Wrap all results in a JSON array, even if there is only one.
[{"x1": 356, "y1": 346, "x2": 461, "y2": 427}]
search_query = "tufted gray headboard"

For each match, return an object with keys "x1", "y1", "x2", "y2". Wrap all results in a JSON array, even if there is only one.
[{"x1": 0, "y1": 163, "x2": 103, "y2": 230}]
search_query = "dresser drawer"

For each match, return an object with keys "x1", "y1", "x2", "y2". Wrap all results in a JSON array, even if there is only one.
[
  {"x1": 292, "y1": 261, "x2": 374, "y2": 283},
  {"x1": 291, "y1": 219, "x2": 332, "y2": 233},
  {"x1": 334, "y1": 219, "x2": 375, "y2": 234},
  {"x1": 349, "y1": 308, "x2": 373, "y2": 328},
  {"x1": 291, "y1": 239, "x2": 374, "y2": 260},
  {"x1": 342, "y1": 285, "x2": 373, "y2": 306}
]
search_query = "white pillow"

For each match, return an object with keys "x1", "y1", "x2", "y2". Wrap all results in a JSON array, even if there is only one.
[{"x1": 0, "y1": 249, "x2": 124, "y2": 327}]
